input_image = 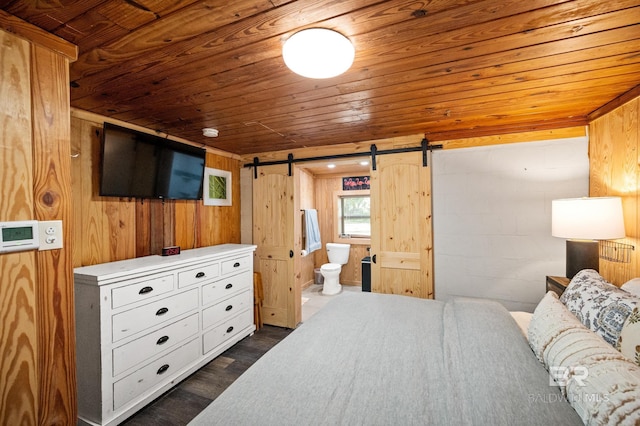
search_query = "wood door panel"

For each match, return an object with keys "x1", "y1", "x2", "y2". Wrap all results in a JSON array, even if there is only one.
[
  {"x1": 253, "y1": 164, "x2": 299, "y2": 328},
  {"x1": 379, "y1": 252, "x2": 420, "y2": 270},
  {"x1": 371, "y1": 152, "x2": 433, "y2": 299},
  {"x1": 258, "y1": 258, "x2": 291, "y2": 326},
  {"x1": 380, "y1": 268, "x2": 427, "y2": 298}
]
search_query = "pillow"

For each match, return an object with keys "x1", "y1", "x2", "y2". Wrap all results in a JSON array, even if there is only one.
[
  {"x1": 528, "y1": 291, "x2": 583, "y2": 363},
  {"x1": 622, "y1": 278, "x2": 640, "y2": 297},
  {"x1": 529, "y1": 291, "x2": 640, "y2": 424},
  {"x1": 560, "y1": 269, "x2": 638, "y2": 346},
  {"x1": 509, "y1": 311, "x2": 532, "y2": 337},
  {"x1": 618, "y1": 307, "x2": 640, "y2": 367}
]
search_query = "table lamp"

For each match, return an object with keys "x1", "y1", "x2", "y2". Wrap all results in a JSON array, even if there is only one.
[{"x1": 552, "y1": 197, "x2": 625, "y2": 278}]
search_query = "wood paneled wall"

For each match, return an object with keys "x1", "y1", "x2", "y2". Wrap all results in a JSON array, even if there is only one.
[
  {"x1": 589, "y1": 93, "x2": 640, "y2": 285},
  {"x1": 314, "y1": 175, "x2": 369, "y2": 286},
  {"x1": 298, "y1": 168, "x2": 316, "y2": 287},
  {"x1": 70, "y1": 114, "x2": 241, "y2": 268},
  {"x1": 0, "y1": 23, "x2": 77, "y2": 426}
]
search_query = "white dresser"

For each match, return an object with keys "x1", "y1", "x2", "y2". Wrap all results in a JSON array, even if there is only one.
[{"x1": 74, "y1": 244, "x2": 257, "y2": 426}]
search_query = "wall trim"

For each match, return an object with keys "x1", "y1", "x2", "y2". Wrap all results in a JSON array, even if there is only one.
[{"x1": 71, "y1": 108, "x2": 242, "y2": 160}]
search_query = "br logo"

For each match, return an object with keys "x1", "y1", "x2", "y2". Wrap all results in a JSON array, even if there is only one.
[{"x1": 549, "y1": 366, "x2": 588, "y2": 387}]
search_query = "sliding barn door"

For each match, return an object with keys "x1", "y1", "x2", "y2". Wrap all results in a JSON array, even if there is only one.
[
  {"x1": 253, "y1": 164, "x2": 300, "y2": 328},
  {"x1": 370, "y1": 152, "x2": 434, "y2": 298}
]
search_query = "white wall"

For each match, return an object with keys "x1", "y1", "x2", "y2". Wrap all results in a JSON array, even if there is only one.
[{"x1": 432, "y1": 136, "x2": 589, "y2": 312}]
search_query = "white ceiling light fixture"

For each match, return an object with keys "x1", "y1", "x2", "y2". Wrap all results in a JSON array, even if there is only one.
[
  {"x1": 283, "y1": 28, "x2": 355, "y2": 79},
  {"x1": 202, "y1": 128, "x2": 219, "y2": 138}
]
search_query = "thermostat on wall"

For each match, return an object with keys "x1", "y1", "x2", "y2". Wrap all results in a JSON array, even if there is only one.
[{"x1": 0, "y1": 220, "x2": 40, "y2": 253}]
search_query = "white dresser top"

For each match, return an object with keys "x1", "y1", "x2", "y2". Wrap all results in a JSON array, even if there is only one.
[{"x1": 74, "y1": 244, "x2": 256, "y2": 285}]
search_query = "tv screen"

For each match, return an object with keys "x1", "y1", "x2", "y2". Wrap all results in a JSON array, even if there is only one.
[{"x1": 100, "y1": 123, "x2": 205, "y2": 200}]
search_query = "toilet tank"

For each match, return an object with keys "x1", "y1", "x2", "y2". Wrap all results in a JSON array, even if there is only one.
[{"x1": 326, "y1": 243, "x2": 351, "y2": 264}]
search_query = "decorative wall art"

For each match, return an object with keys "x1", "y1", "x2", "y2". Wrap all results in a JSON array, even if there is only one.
[
  {"x1": 342, "y1": 176, "x2": 370, "y2": 191},
  {"x1": 203, "y1": 167, "x2": 232, "y2": 206}
]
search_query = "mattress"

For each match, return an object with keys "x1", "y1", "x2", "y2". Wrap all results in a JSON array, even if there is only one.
[{"x1": 190, "y1": 292, "x2": 581, "y2": 425}]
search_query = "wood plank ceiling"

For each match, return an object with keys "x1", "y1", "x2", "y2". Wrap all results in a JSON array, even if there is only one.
[{"x1": 3, "y1": 0, "x2": 640, "y2": 156}]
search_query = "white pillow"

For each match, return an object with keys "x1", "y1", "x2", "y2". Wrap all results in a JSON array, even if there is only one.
[
  {"x1": 622, "y1": 278, "x2": 640, "y2": 297},
  {"x1": 528, "y1": 291, "x2": 585, "y2": 363},
  {"x1": 509, "y1": 311, "x2": 532, "y2": 337},
  {"x1": 529, "y1": 291, "x2": 640, "y2": 424}
]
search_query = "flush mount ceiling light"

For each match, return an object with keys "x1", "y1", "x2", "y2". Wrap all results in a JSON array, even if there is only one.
[
  {"x1": 282, "y1": 28, "x2": 355, "y2": 79},
  {"x1": 202, "y1": 128, "x2": 219, "y2": 137}
]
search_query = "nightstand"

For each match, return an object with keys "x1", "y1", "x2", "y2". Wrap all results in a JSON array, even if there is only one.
[{"x1": 546, "y1": 276, "x2": 570, "y2": 297}]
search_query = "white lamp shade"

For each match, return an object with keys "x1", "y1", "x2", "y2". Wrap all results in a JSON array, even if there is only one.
[
  {"x1": 552, "y1": 197, "x2": 625, "y2": 240},
  {"x1": 283, "y1": 28, "x2": 354, "y2": 79}
]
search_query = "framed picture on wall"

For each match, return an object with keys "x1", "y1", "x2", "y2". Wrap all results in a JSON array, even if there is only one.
[
  {"x1": 203, "y1": 167, "x2": 232, "y2": 206},
  {"x1": 342, "y1": 176, "x2": 370, "y2": 191}
]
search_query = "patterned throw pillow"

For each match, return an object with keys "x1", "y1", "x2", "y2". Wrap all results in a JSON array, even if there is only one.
[
  {"x1": 560, "y1": 269, "x2": 638, "y2": 346},
  {"x1": 529, "y1": 291, "x2": 640, "y2": 423},
  {"x1": 618, "y1": 307, "x2": 640, "y2": 366}
]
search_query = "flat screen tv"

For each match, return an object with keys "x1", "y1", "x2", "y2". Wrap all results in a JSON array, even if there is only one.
[{"x1": 100, "y1": 123, "x2": 206, "y2": 200}]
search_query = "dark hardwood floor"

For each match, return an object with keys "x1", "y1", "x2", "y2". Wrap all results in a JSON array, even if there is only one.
[{"x1": 121, "y1": 325, "x2": 293, "y2": 426}]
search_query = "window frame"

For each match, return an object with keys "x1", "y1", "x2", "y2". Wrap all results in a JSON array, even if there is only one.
[{"x1": 333, "y1": 189, "x2": 371, "y2": 245}]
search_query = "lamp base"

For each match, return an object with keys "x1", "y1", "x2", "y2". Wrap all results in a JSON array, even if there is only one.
[{"x1": 566, "y1": 240, "x2": 599, "y2": 279}]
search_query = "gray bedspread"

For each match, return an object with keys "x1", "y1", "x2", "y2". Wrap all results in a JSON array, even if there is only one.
[{"x1": 190, "y1": 292, "x2": 581, "y2": 425}]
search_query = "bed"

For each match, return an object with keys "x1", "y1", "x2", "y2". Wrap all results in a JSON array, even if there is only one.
[{"x1": 190, "y1": 270, "x2": 640, "y2": 425}]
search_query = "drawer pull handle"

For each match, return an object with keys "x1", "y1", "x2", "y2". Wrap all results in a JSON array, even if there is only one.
[
  {"x1": 226, "y1": 326, "x2": 234, "y2": 333},
  {"x1": 225, "y1": 283, "x2": 233, "y2": 289},
  {"x1": 157, "y1": 364, "x2": 170, "y2": 375},
  {"x1": 156, "y1": 336, "x2": 169, "y2": 345},
  {"x1": 225, "y1": 305, "x2": 233, "y2": 311},
  {"x1": 233, "y1": 262, "x2": 240, "y2": 268},
  {"x1": 156, "y1": 307, "x2": 169, "y2": 316},
  {"x1": 195, "y1": 272, "x2": 205, "y2": 279},
  {"x1": 139, "y1": 286, "x2": 153, "y2": 295}
]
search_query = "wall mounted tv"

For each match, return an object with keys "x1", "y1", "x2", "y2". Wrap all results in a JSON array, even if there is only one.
[{"x1": 100, "y1": 123, "x2": 206, "y2": 200}]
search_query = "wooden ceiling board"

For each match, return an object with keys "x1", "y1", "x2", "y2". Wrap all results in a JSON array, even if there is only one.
[
  {"x1": 80, "y1": 7, "x2": 640, "y2": 119},
  {"x1": 83, "y1": 23, "x2": 640, "y2": 140},
  {"x1": 70, "y1": 0, "x2": 573, "y2": 103},
  {"x1": 1, "y1": 0, "x2": 106, "y2": 31},
  {"x1": 110, "y1": 39, "x2": 640, "y2": 147},
  {"x1": 2, "y1": 0, "x2": 640, "y2": 155}
]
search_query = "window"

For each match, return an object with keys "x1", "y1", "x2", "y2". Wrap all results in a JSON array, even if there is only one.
[{"x1": 338, "y1": 194, "x2": 370, "y2": 238}]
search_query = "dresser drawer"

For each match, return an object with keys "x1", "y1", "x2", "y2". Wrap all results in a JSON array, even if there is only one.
[
  {"x1": 111, "y1": 274, "x2": 174, "y2": 309},
  {"x1": 112, "y1": 289, "x2": 198, "y2": 342},
  {"x1": 221, "y1": 254, "x2": 252, "y2": 275},
  {"x1": 201, "y1": 271, "x2": 251, "y2": 307},
  {"x1": 202, "y1": 309, "x2": 252, "y2": 354},
  {"x1": 178, "y1": 263, "x2": 220, "y2": 288},
  {"x1": 202, "y1": 290, "x2": 252, "y2": 330},
  {"x1": 113, "y1": 338, "x2": 200, "y2": 411},
  {"x1": 112, "y1": 313, "x2": 199, "y2": 376}
]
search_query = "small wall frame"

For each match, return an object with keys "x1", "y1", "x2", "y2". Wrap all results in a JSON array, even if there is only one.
[{"x1": 203, "y1": 167, "x2": 232, "y2": 206}]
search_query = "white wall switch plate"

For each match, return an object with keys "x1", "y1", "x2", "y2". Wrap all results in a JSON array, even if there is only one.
[{"x1": 38, "y1": 220, "x2": 63, "y2": 250}]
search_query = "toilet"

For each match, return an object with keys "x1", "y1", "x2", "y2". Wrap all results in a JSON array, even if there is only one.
[{"x1": 320, "y1": 243, "x2": 351, "y2": 295}]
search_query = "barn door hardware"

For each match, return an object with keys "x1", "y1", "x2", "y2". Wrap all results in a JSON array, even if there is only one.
[
  {"x1": 252, "y1": 157, "x2": 259, "y2": 179},
  {"x1": 246, "y1": 138, "x2": 442, "y2": 178},
  {"x1": 421, "y1": 138, "x2": 428, "y2": 167},
  {"x1": 370, "y1": 144, "x2": 377, "y2": 171}
]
